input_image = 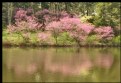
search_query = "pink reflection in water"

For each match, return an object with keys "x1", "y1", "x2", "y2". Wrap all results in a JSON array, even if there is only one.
[
  {"x1": 45, "y1": 55, "x2": 93, "y2": 76},
  {"x1": 26, "y1": 63, "x2": 37, "y2": 74},
  {"x1": 95, "y1": 55, "x2": 113, "y2": 69},
  {"x1": 4, "y1": 51, "x2": 114, "y2": 77},
  {"x1": 13, "y1": 63, "x2": 37, "y2": 76},
  {"x1": 14, "y1": 65, "x2": 25, "y2": 76}
]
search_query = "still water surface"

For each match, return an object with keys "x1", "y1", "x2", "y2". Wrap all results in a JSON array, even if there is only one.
[{"x1": 2, "y1": 47, "x2": 120, "y2": 82}]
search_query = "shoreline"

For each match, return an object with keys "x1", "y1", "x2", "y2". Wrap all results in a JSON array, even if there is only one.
[{"x1": 2, "y1": 43, "x2": 121, "y2": 48}]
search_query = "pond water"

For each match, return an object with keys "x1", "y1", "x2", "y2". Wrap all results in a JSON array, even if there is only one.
[{"x1": 2, "y1": 47, "x2": 120, "y2": 82}]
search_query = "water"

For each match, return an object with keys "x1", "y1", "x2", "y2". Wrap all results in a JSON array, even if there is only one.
[{"x1": 2, "y1": 47, "x2": 120, "y2": 82}]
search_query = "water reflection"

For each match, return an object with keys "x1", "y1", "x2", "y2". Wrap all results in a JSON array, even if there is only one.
[
  {"x1": 95, "y1": 54, "x2": 113, "y2": 69},
  {"x1": 2, "y1": 47, "x2": 120, "y2": 82},
  {"x1": 45, "y1": 54, "x2": 92, "y2": 76}
]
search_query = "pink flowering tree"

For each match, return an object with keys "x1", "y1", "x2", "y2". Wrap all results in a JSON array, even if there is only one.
[
  {"x1": 14, "y1": 8, "x2": 27, "y2": 22},
  {"x1": 7, "y1": 8, "x2": 77, "y2": 33},
  {"x1": 69, "y1": 23, "x2": 94, "y2": 46},
  {"x1": 8, "y1": 8, "x2": 43, "y2": 33},
  {"x1": 46, "y1": 21, "x2": 63, "y2": 45},
  {"x1": 7, "y1": 9, "x2": 40, "y2": 43},
  {"x1": 6, "y1": 8, "x2": 115, "y2": 46},
  {"x1": 94, "y1": 26, "x2": 114, "y2": 43},
  {"x1": 35, "y1": 9, "x2": 76, "y2": 32},
  {"x1": 46, "y1": 16, "x2": 94, "y2": 46},
  {"x1": 59, "y1": 17, "x2": 94, "y2": 46}
]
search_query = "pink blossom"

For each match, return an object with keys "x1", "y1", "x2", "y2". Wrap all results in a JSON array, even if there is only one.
[
  {"x1": 60, "y1": 11, "x2": 69, "y2": 18},
  {"x1": 7, "y1": 24, "x2": 17, "y2": 33},
  {"x1": 46, "y1": 21, "x2": 62, "y2": 33},
  {"x1": 14, "y1": 9, "x2": 27, "y2": 21},
  {"x1": 60, "y1": 17, "x2": 81, "y2": 31},
  {"x1": 38, "y1": 32, "x2": 50, "y2": 41},
  {"x1": 94, "y1": 26, "x2": 114, "y2": 40},
  {"x1": 8, "y1": 9, "x2": 42, "y2": 32},
  {"x1": 7, "y1": 17, "x2": 40, "y2": 32},
  {"x1": 79, "y1": 23, "x2": 94, "y2": 34}
]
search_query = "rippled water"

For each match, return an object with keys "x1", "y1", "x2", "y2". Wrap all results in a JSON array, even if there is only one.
[{"x1": 2, "y1": 47, "x2": 120, "y2": 82}]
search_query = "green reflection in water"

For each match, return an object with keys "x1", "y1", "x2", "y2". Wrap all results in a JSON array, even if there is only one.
[{"x1": 2, "y1": 47, "x2": 120, "y2": 82}]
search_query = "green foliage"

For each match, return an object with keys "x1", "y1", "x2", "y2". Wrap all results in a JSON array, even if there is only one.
[
  {"x1": 2, "y1": 29, "x2": 9, "y2": 36},
  {"x1": 93, "y1": 15, "x2": 117, "y2": 27},
  {"x1": 93, "y1": 17, "x2": 107, "y2": 27},
  {"x1": 86, "y1": 35, "x2": 99, "y2": 45},
  {"x1": 112, "y1": 35, "x2": 121, "y2": 45},
  {"x1": 93, "y1": 2, "x2": 120, "y2": 27},
  {"x1": 29, "y1": 34, "x2": 39, "y2": 45},
  {"x1": 2, "y1": 2, "x2": 120, "y2": 31},
  {"x1": 2, "y1": 29, "x2": 120, "y2": 46},
  {"x1": 57, "y1": 32, "x2": 75, "y2": 45},
  {"x1": 2, "y1": 32, "x2": 24, "y2": 45},
  {"x1": 2, "y1": 2, "x2": 120, "y2": 46},
  {"x1": 80, "y1": 15, "x2": 94, "y2": 23}
]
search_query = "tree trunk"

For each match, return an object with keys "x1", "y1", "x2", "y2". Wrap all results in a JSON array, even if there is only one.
[
  {"x1": 65, "y1": 2, "x2": 68, "y2": 11},
  {"x1": 7, "y1": 3, "x2": 10, "y2": 25},
  {"x1": 30, "y1": 2, "x2": 34, "y2": 14},
  {"x1": 7, "y1": 3, "x2": 13, "y2": 25}
]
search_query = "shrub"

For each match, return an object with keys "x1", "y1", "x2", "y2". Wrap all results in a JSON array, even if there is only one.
[
  {"x1": 22, "y1": 32, "x2": 30, "y2": 43},
  {"x1": 14, "y1": 8, "x2": 27, "y2": 21},
  {"x1": 57, "y1": 32, "x2": 75, "y2": 45},
  {"x1": 7, "y1": 17, "x2": 41, "y2": 33},
  {"x1": 112, "y1": 35, "x2": 121, "y2": 45},
  {"x1": 37, "y1": 32, "x2": 51, "y2": 45},
  {"x1": 2, "y1": 32, "x2": 23, "y2": 45},
  {"x1": 29, "y1": 34, "x2": 39, "y2": 45},
  {"x1": 86, "y1": 35, "x2": 99, "y2": 45},
  {"x1": 94, "y1": 26, "x2": 114, "y2": 43},
  {"x1": 68, "y1": 22, "x2": 94, "y2": 46}
]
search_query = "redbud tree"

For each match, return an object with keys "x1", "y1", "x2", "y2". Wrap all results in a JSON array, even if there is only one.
[
  {"x1": 94, "y1": 26, "x2": 114, "y2": 43},
  {"x1": 7, "y1": 8, "x2": 114, "y2": 45}
]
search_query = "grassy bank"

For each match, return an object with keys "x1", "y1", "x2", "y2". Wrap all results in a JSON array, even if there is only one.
[{"x1": 2, "y1": 29, "x2": 121, "y2": 47}]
